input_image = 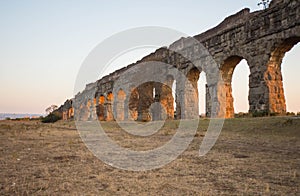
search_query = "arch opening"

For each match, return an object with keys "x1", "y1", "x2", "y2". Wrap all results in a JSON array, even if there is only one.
[
  {"x1": 282, "y1": 42, "x2": 300, "y2": 114},
  {"x1": 267, "y1": 37, "x2": 300, "y2": 114},
  {"x1": 221, "y1": 56, "x2": 250, "y2": 118},
  {"x1": 232, "y1": 60, "x2": 250, "y2": 116},
  {"x1": 172, "y1": 80, "x2": 176, "y2": 119},
  {"x1": 198, "y1": 72, "x2": 207, "y2": 117}
]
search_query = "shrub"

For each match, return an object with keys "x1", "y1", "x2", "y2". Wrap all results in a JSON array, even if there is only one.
[
  {"x1": 286, "y1": 112, "x2": 295, "y2": 116},
  {"x1": 234, "y1": 112, "x2": 250, "y2": 118},
  {"x1": 252, "y1": 110, "x2": 268, "y2": 117},
  {"x1": 41, "y1": 112, "x2": 62, "y2": 123},
  {"x1": 270, "y1": 112, "x2": 280, "y2": 116}
]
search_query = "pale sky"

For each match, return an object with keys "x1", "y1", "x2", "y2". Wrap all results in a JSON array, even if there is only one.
[{"x1": 0, "y1": 0, "x2": 299, "y2": 114}]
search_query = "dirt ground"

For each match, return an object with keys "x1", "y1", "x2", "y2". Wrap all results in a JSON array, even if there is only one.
[{"x1": 0, "y1": 117, "x2": 299, "y2": 195}]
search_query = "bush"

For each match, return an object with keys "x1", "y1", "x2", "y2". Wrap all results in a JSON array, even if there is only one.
[
  {"x1": 234, "y1": 112, "x2": 250, "y2": 118},
  {"x1": 286, "y1": 112, "x2": 295, "y2": 116},
  {"x1": 41, "y1": 112, "x2": 62, "y2": 123},
  {"x1": 252, "y1": 110, "x2": 268, "y2": 117},
  {"x1": 270, "y1": 112, "x2": 280, "y2": 117}
]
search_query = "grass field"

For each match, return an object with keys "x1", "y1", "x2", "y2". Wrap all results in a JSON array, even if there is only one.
[{"x1": 0, "y1": 117, "x2": 299, "y2": 195}]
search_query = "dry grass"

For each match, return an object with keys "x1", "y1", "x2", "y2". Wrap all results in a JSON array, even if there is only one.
[{"x1": 0, "y1": 117, "x2": 299, "y2": 195}]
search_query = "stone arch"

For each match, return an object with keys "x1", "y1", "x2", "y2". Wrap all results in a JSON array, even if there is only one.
[
  {"x1": 220, "y1": 55, "x2": 250, "y2": 118},
  {"x1": 265, "y1": 37, "x2": 300, "y2": 114}
]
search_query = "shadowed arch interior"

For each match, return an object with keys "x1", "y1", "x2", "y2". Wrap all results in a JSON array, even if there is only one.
[
  {"x1": 97, "y1": 95, "x2": 105, "y2": 121},
  {"x1": 128, "y1": 87, "x2": 139, "y2": 120}
]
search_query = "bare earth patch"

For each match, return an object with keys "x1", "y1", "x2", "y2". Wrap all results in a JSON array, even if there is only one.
[{"x1": 0, "y1": 117, "x2": 299, "y2": 195}]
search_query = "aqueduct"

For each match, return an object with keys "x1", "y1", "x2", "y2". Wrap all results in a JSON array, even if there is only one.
[{"x1": 59, "y1": 0, "x2": 300, "y2": 121}]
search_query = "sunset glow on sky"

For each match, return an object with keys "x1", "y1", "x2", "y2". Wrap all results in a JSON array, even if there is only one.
[{"x1": 0, "y1": 0, "x2": 299, "y2": 114}]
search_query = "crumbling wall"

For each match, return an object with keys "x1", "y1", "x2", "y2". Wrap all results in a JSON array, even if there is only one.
[{"x1": 64, "y1": 0, "x2": 300, "y2": 121}]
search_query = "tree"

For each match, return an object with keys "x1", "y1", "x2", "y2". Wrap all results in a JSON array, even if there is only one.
[
  {"x1": 258, "y1": 0, "x2": 270, "y2": 9},
  {"x1": 45, "y1": 105, "x2": 58, "y2": 115},
  {"x1": 42, "y1": 104, "x2": 61, "y2": 123}
]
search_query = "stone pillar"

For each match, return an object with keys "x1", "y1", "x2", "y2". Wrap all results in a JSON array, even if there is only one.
[
  {"x1": 175, "y1": 92, "x2": 180, "y2": 120},
  {"x1": 78, "y1": 104, "x2": 84, "y2": 121},
  {"x1": 90, "y1": 98, "x2": 97, "y2": 120},
  {"x1": 137, "y1": 82, "x2": 154, "y2": 121},
  {"x1": 62, "y1": 111, "x2": 68, "y2": 120},
  {"x1": 87, "y1": 100, "x2": 92, "y2": 120},
  {"x1": 185, "y1": 68, "x2": 200, "y2": 119},
  {"x1": 105, "y1": 93, "x2": 114, "y2": 121},
  {"x1": 116, "y1": 90, "x2": 126, "y2": 121},
  {"x1": 223, "y1": 82, "x2": 234, "y2": 118},
  {"x1": 205, "y1": 84, "x2": 211, "y2": 117},
  {"x1": 206, "y1": 82, "x2": 227, "y2": 118},
  {"x1": 175, "y1": 69, "x2": 199, "y2": 120},
  {"x1": 80, "y1": 100, "x2": 91, "y2": 121},
  {"x1": 128, "y1": 88, "x2": 139, "y2": 121},
  {"x1": 124, "y1": 98, "x2": 129, "y2": 121},
  {"x1": 175, "y1": 74, "x2": 184, "y2": 119},
  {"x1": 264, "y1": 54, "x2": 286, "y2": 114},
  {"x1": 151, "y1": 93, "x2": 163, "y2": 121},
  {"x1": 248, "y1": 54, "x2": 286, "y2": 115}
]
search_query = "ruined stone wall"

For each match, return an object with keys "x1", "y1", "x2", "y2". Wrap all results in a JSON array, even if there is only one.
[
  {"x1": 64, "y1": 0, "x2": 299, "y2": 121},
  {"x1": 56, "y1": 99, "x2": 73, "y2": 120}
]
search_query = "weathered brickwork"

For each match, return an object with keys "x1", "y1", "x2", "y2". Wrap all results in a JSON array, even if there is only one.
[{"x1": 59, "y1": 0, "x2": 300, "y2": 121}]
